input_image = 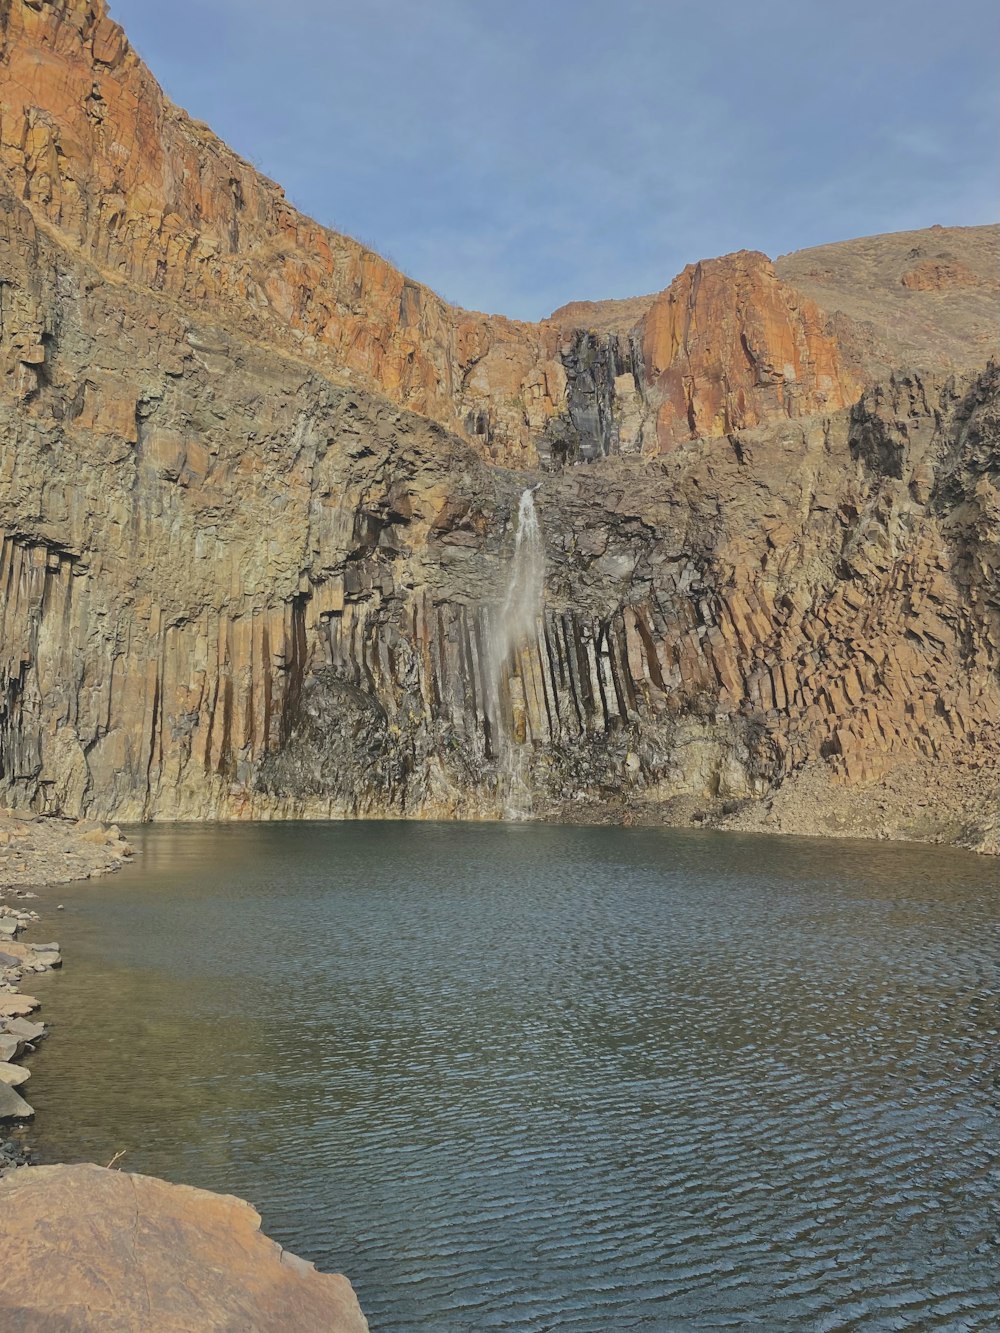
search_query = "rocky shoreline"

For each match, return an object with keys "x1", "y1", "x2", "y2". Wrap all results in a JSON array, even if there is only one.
[
  {"x1": 0, "y1": 809, "x2": 133, "y2": 1168},
  {"x1": 0, "y1": 812, "x2": 371, "y2": 1331},
  {"x1": 0, "y1": 883, "x2": 53, "y2": 1169}
]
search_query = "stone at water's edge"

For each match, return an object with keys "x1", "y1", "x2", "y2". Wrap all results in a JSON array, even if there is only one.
[
  {"x1": 0, "y1": 1164, "x2": 369, "y2": 1332},
  {"x1": 0, "y1": 1081, "x2": 32, "y2": 1118},
  {"x1": 3, "y1": 1017, "x2": 44, "y2": 1044}
]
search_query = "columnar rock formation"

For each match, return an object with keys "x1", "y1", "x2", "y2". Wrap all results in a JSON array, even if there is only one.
[{"x1": 0, "y1": 0, "x2": 997, "y2": 848}]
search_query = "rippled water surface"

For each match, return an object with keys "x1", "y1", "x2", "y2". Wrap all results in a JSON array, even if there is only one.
[{"x1": 23, "y1": 823, "x2": 1000, "y2": 1330}]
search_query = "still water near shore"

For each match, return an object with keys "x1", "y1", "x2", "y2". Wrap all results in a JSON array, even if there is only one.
[{"x1": 24, "y1": 822, "x2": 1000, "y2": 1330}]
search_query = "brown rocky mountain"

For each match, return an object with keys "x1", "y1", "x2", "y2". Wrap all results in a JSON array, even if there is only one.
[
  {"x1": 550, "y1": 222, "x2": 999, "y2": 365},
  {"x1": 0, "y1": 0, "x2": 997, "y2": 850}
]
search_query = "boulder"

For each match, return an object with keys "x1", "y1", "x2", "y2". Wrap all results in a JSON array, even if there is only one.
[
  {"x1": 0, "y1": 1081, "x2": 32, "y2": 1119},
  {"x1": 1, "y1": 1017, "x2": 44, "y2": 1043},
  {"x1": 0, "y1": 1061, "x2": 29, "y2": 1087},
  {"x1": 0, "y1": 1036, "x2": 20, "y2": 1061},
  {"x1": 0, "y1": 1164, "x2": 369, "y2": 1332},
  {"x1": 0, "y1": 995, "x2": 38, "y2": 1017},
  {"x1": 27, "y1": 955, "x2": 62, "y2": 971}
]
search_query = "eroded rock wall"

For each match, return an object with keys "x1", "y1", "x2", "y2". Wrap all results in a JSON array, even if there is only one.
[
  {"x1": 0, "y1": 0, "x2": 996, "y2": 846},
  {"x1": 4, "y1": 0, "x2": 996, "y2": 472},
  {"x1": 0, "y1": 0, "x2": 566, "y2": 466},
  {"x1": 0, "y1": 164, "x2": 995, "y2": 842}
]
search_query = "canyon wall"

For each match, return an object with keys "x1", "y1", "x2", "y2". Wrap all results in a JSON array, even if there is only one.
[
  {"x1": 4, "y1": 0, "x2": 995, "y2": 467},
  {"x1": 0, "y1": 0, "x2": 997, "y2": 848}
]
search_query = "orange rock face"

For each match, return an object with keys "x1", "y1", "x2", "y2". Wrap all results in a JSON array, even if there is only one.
[
  {"x1": 900, "y1": 258, "x2": 983, "y2": 291},
  {"x1": 0, "y1": 1163, "x2": 369, "y2": 1332},
  {"x1": 1, "y1": 0, "x2": 995, "y2": 470},
  {"x1": 0, "y1": 0, "x2": 465, "y2": 425},
  {"x1": 638, "y1": 251, "x2": 859, "y2": 451}
]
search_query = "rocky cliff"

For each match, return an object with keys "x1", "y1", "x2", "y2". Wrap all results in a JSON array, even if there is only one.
[{"x1": 0, "y1": 0, "x2": 997, "y2": 849}]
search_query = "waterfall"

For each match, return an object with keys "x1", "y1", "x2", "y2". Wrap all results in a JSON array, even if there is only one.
[
  {"x1": 496, "y1": 486, "x2": 543, "y2": 657},
  {"x1": 488, "y1": 486, "x2": 544, "y2": 818}
]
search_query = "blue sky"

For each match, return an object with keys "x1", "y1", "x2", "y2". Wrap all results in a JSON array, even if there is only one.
[{"x1": 110, "y1": 0, "x2": 998, "y2": 320}]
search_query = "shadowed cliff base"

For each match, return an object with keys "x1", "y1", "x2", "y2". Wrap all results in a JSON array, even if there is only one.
[{"x1": 0, "y1": 0, "x2": 996, "y2": 849}]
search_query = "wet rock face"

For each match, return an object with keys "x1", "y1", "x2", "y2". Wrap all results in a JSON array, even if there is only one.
[
  {"x1": 540, "y1": 330, "x2": 645, "y2": 464},
  {"x1": 0, "y1": 0, "x2": 997, "y2": 844},
  {"x1": 0, "y1": 1164, "x2": 369, "y2": 1332}
]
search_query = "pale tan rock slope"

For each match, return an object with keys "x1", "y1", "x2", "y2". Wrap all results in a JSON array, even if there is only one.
[
  {"x1": 0, "y1": 1164, "x2": 369, "y2": 1332},
  {"x1": 0, "y1": 0, "x2": 997, "y2": 847}
]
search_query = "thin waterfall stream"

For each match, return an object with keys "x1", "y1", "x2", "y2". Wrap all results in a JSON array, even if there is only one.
[{"x1": 488, "y1": 486, "x2": 544, "y2": 817}]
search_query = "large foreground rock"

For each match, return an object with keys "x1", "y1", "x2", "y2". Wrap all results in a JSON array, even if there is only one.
[{"x1": 0, "y1": 1164, "x2": 369, "y2": 1332}]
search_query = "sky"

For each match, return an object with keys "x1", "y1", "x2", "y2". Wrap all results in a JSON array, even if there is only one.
[{"x1": 110, "y1": 0, "x2": 998, "y2": 321}]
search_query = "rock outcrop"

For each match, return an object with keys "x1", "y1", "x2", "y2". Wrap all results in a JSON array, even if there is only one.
[
  {"x1": 774, "y1": 224, "x2": 1000, "y2": 379},
  {"x1": 0, "y1": 0, "x2": 997, "y2": 848},
  {"x1": 636, "y1": 250, "x2": 858, "y2": 452},
  {"x1": 0, "y1": 1163, "x2": 369, "y2": 1331},
  {"x1": 0, "y1": 809, "x2": 132, "y2": 888}
]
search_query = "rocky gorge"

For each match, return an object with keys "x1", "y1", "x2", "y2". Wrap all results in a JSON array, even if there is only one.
[
  {"x1": 0, "y1": 2, "x2": 996, "y2": 1326},
  {"x1": 0, "y1": 0, "x2": 996, "y2": 851}
]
